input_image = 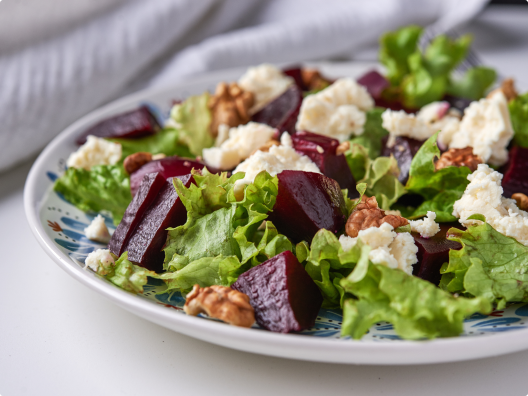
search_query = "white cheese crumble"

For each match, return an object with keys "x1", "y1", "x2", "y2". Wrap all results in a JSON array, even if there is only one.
[
  {"x1": 296, "y1": 78, "x2": 374, "y2": 142},
  {"x1": 85, "y1": 248, "x2": 114, "y2": 273},
  {"x1": 66, "y1": 135, "x2": 122, "y2": 170},
  {"x1": 233, "y1": 132, "x2": 320, "y2": 188},
  {"x1": 202, "y1": 122, "x2": 276, "y2": 170},
  {"x1": 449, "y1": 91, "x2": 514, "y2": 166},
  {"x1": 452, "y1": 164, "x2": 528, "y2": 246},
  {"x1": 238, "y1": 64, "x2": 294, "y2": 114},
  {"x1": 339, "y1": 223, "x2": 418, "y2": 275},
  {"x1": 84, "y1": 214, "x2": 111, "y2": 244},
  {"x1": 410, "y1": 211, "x2": 440, "y2": 238}
]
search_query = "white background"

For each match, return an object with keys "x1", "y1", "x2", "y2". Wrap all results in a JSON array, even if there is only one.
[{"x1": 2, "y1": 5, "x2": 528, "y2": 396}]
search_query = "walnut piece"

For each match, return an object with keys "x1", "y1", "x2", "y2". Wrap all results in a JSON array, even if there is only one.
[
  {"x1": 251, "y1": 139, "x2": 280, "y2": 156},
  {"x1": 209, "y1": 82, "x2": 255, "y2": 137},
  {"x1": 336, "y1": 141, "x2": 350, "y2": 156},
  {"x1": 184, "y1": 284, "x2": 255, "y2": 328},
  {"x1": 345, "y1": 195, "x2": 409, "y2": 238},
  {"x1": 123, "y1": 152, "x2": 152, "y2": 174},
  {"x1": 301, "y1": 68, "x2": 332, "y2": 91},
  {"x1": 488, "y1": 78, "x2": 518, "y2": 102},
  {"x1": 435, "y1": 147, "x2": 482, "y2": 172},
  {"x1": 513, "y1": 193, "x2": 528, "y2": 211}
]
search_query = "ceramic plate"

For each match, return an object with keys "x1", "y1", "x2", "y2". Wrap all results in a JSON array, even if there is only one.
[{"x1": 24, "y1": 62, "x2": 528, "y2": 365}]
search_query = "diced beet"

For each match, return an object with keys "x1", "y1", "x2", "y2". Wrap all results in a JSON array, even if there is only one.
[
  {"x1": 109, "y1": 172, "x2": 166, "y2": 257},
  {"x1": 123, "y1": 175, "x2": 193, "y2": 272},
  {"x1": 501, "y1": 146, "x2": 528, "y2": 198},
  {"x1": 357, "y1": 70, "x2": 390, "y2": 99},
  {"x1": 292, "y1": 131, "x2": 358, "y2": 198},
  {"x1": 130, "y1": 156, "x2": 206, "y2": 196},
  {"x1": 251, "y1": 85, "x2": 302, "y2": 135},
  {"x1": 283, "y1": 67, "x2": 308, "y2": 91},
  {"x1": 231, "y1": 250, "x2": 323, "y2": 333},
  {"x1": 268, "y1": 171, "x2": 347, "y2": 243},
  {"x1": 412, "y1": 223, "x2": 463, "y2": 285},
  {"x1": 76, "y1": 105, "x2": 161, "y2": 145},
  {"x1": 381, "y1": 136, "x2": 424, "y2": 184}
]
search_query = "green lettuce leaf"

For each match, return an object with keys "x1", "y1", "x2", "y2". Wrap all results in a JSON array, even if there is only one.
[
  {"x1": 169, "y1": 93, "x2": 214, "y2": 156},
  {"x1": 54, "y1": 165, "x2": 132, "y2": 224},
  {"x1": 509, "y1": 92, "x2": 528, "y2": 148},
  {"x1": 440, "y1": 214, "x2": 528, "y2": 309},
  {"x1": 97, "y1": 252, "x2": 156, "y2": 294},
  {"x1": 109, "y1": 128, "x2": 194, "y2": 159},
  {"x1": 405, "y1": 132, "x2": 471, "y2": 221},
  {"x1": 446, "y1": 66, "x2": 497, "y2": 101},
  {"x1": 340, "y1": 260, "x2": 491, "y2": 340},
  {"x1": 346, "y1": 143, "x2": 406, "y2": 210},
  {"x1": 348, "y1": 108, "x2": 389, "y2": 158}
]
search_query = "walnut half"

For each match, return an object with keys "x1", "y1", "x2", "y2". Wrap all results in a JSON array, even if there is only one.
[
  {"x1": 345, "y1": 195, "x2": 409, "y2": 238},
  {"x1": 435, "y1": 147, "x2": 482, "y2": 172},
  {"x1": 513, "y1": 193, "x2": 528, "y2": 211},
  {"x1": 209, "y1": 82, "x2": 254, "y2": 137},
  {"x1": 123, "y1": 152, "x2": 152, "y2": 174},
  {"x1": 184, "y1": 284, "x2": 255, "y2": 328}
]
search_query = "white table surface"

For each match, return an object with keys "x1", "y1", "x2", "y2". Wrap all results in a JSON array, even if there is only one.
[{"x1": 2, "y1": 5, "x2": 528, "y2": 396}]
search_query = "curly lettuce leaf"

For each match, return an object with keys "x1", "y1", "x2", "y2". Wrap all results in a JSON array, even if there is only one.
[
  {"x1": 169, "y1": 93, "x2": 214, "y2": 156},
  {"x1": 54, "y1": 165, "x2": 132, "y2": 224},
  {"x1": 348, "y1": 108, "x2": 389, "y2": 158},
  {"x1": 446, "y1": 66, "x2": 497, "y2": 101},
  {"x1": 509, "y1": 92, "x2": 528, "y2": 148},
  {"x1": 340, "y1": 260, "x2": 491, "y2": 340},
  {"x1": 346, "y1": 143, "x2": 405, "y2": 210},
  {"x1": 440, "y1": 214, "x2": 528, "y2": 309},
  {"x1": 96, "y1": 252, "x2": 156, "y2": 294},
  {"x1": 405, "y1": 132, "x2": 471, "y2": 222}
]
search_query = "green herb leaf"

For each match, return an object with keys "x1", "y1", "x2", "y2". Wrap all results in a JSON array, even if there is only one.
[
  {"x1": 446, "y1": 66, "x2": 497, "y2": 101},
  {"x1": 348, "y1": 108, "x2": 389, "y2": 158},
  {"x1": 509, "y1": 92, "x2": 528, "y2": 148}
]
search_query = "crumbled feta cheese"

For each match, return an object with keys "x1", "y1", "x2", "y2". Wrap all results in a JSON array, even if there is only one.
[
  {"x1": 66, "y1": 135, "x2": 122, "y2": 170},
  {"x1": 296, "y1": 78, "x2": 374, "y2": 142},
  {"x1": 339, "y1": 222, "x2": 418, "y2": 275},
  {"x1": 85, "y1": 248, "x2": 114, "y2": 273},
  {"x1": 233, "y1": 133, "x2": 320, "y2": 187},
  {"x1": 417, "y1": 101, "x2": 450, "y2": 124},
  {"x1": 238, "y1": 64, "x2": 294, "y2": 114},
  {"x1": 203, "y1": 122, "x2": 276, "y2": 170},
  {"x1": 84, "y1": 214, "x2": 111, "y2": 244},
  {"x1": 452, "y1": 164, "x2": 528, "y2": 246},
  {"x1": 449, "y1": 91, "x2": 514, "y2": 166},
  {"x1": 410, "y1": 211, "x2": 440, "y2": 238},
  {"x1": 215, "y1": 124, "x2": 230, "y2": 147}
]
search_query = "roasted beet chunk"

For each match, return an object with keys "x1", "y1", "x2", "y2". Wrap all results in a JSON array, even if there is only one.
[
  {"x1": 268, "y1": 171, "x2": 347, "y2": 243},
  {"x1": 109, "y1": 172, "x2": 166, "y2": 257},
  {"x1": 251, "y1": 85, "x2": 302, "y2": 135},
  {"x1": 122, "y1": 175, "x2": 193, "y2": 272},
  {"x1": 502, "y1": 146, "x2": 528, "y2": 198},
  {"x1": 357, "y1": 70, "x2": 390, "y2": 99},
  {"x1": 282, "y1": 67, "x2": 308, "y2": 91},
  {"x1": 231, "y1": 251, "x2": 322, "y2": 333},
  {"x1": 381, "y1": 136, "x2": 424, "y2": 184},
  {"x1": 76, "y1": 106, "x2": 161, "y2": 145},
  {"x1": 412, "y1": 223, "x2": 463, "y2": 285},
  {"x1": 292, "y1": 131, "x2": 357, "y2": 197},
  {"x1": 130, "y1": 156, "x2": 206, "y2": 196}
]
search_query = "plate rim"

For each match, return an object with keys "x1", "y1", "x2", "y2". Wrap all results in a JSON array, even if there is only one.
[{"x1": 24, "y1": 61, "x2": 528, "y2": 365}]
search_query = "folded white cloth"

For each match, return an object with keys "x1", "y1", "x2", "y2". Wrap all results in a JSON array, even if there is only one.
[{"x1": 0, "y1": 0, "x2": 487, "y2": 172}]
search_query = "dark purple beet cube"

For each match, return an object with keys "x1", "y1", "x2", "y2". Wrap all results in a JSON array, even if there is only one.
[
  {"x1": 268, "y1": 171, "x2": 347, "y2": 243},
  {"x1": 109, "y1": 172, "x2": 166, "y2": 257},
  {"x1": 130, "y1": 156, "x2": 206, "y2": 196},
  {"x1": 412, "y1": 223, "x2": 463, "y2": 285},
  {"x1": 76, "y1": 105, "x2": 161, "y2": 145},
  {"x1": 231, "y1": 250, "x2": 322, "y2": 333},
  {"x1": 282, "y1": 67, "x2": 308, "y2": 91},
  {"x1": 123, "y1": 175, "x2": 192, "y2": 272},
  {"x1": 501, "y1": 146, "x2": 528, "y2": 198},
  {"x1": 251, "y1": 85, "x2": 302, "y2": 135},
  {"x1": 357, "y1": 70, "x2": 390, "y2": 99},
  {"x1": 292, "y1": 131, "x2": 357, "y2": 198},
  {"x1": 381, "y1": 136, "x2": 424, "y2": 184}
]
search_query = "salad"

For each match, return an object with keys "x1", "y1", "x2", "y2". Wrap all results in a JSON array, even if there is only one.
[{"x1": 53, "y1": 25, "x2": 528, "y2": 340}]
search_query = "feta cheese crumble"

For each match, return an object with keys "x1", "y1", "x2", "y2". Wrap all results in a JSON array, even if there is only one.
[
  {"x1": 85, "y1": 249, "x2": 114, "y2": 273},
  {"x1": 233, "y1": 132, "x2": 320, "y2": 188},
  {"x1": 296, "y1": 78, "x2": 374, "y2": 142},
  {"x1": 202, "y1": 122, "x2": 276, "y2": 170},
  {"x1": 449, "y1": 91, "x2": 514, "y2": 166},
  {"x1": 410, "y1": 211, "x2": 440, "y2": 238},
  {"x1": 238, "y1": 64, "x2": 294, "y2": 114},
  {"x1": 452, "y1": 164, "x2": 528, "y2": 246},
  {"x1": 84, "y1": 214, "x2": 111, "y2": 244},
  {"x1": 339, "y1": 223, "x2": 418, "y2": 275},
  {"x1": 66, "y1": 135, "x2": 122, "y2": 170}
]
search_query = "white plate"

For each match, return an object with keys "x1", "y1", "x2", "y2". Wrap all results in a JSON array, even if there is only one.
[{"x1": 24, "y1": 62, "x2": 528, "y2": 365}]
